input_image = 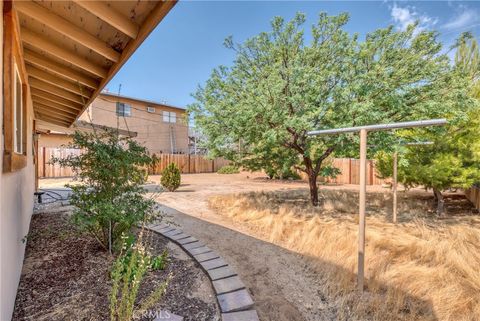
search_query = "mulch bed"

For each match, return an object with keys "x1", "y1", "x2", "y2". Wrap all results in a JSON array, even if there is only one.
[{"x1": 13, "y1": 209, "x2": 218, "y2": 321}]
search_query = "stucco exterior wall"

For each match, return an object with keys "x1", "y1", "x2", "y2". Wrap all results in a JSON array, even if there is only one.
[
  {"x1": 0, "y1": 4, "x2": 35, "y2": 318},
  {"x1": 80, "y1": 94, "x2": 189, "y2": 154}
]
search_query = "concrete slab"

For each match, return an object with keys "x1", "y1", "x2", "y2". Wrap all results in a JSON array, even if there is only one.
[
  {"x1": 170, "y1": 233, "x2": 191, "y2": 241},
  {"x1": 182, "y1": 241, "x2": 205, "y2": 250},
  {"x1": 177, "y1": 236, "x2": 197, "y2": 245},
  {"x1": 212, "y1": 276, "x2": 245, "y2": 295},
  {"x1": 194, "y1": 251, "x2": 220, "y2": 263},
  {"x1": 222, "y1": 310, "x2": 259, "y2": 321},
  {"x1": 217, "y1": 289, "x2": 254, "y2": 313},
  {"x1": 200, "y1": 258, "x2": 228, "y2": 270},
  {"x1": 163, "y1": 229, "x2": 183, "y2": 237},
  {"x1": 207, "y1": 266, "x2": 238, "y2": 281},
  {"x1": 187, "y1": 246, "x2": 212, "y2": 256}
]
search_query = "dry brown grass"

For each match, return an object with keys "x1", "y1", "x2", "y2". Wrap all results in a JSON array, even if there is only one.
[{"x1": 208, "y1": 189, "x2": 480, "y2": 321}]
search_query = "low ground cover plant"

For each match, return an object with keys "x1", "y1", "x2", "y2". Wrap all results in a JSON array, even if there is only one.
[
  {"x1": 161, "y1": 163, "x2": 181, "y2": 191},
  {"x1": 217, "y1": 165, "x2": 240, "y2": 174}
]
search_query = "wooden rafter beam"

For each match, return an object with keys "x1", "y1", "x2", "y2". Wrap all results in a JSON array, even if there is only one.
[
  {"x1": 32, "y1": 99, "x2": 80, "y2": 116},
  {"x1": 74, "y1": 1, "x2": 139, "y2": 39},
  {"x1": 35, "y1": 113, "x2": 73, "y2": 127},
  {"x1": 26, "y1": 65, "x2": 92, "y2": 98},
  {"x1": 24, "y1": 49, "x2": 99, "y2": 89},
  {"x1": 29, "y1": 78, "x2": 85, "y2": 105},
  {"x1": 30, "y1": 88, "x2": 83, "y2": 111},
  {"x1": 16, "y1": 1, "x2": 120, "y2": 62},
  {"x1": 78, "y1": 0, "x2": 178, "y2": 121},
  {"x1": 21, "y1": 28, "x2": 107, "y2": 78},
  {"x1": 34, "y1": 103, "x2": 77, "y2": 119}
]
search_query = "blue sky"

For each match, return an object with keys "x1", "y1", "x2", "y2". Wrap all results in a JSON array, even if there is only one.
[{"x1": 106, "y1": 1, "x2": 480, "y2": 109}]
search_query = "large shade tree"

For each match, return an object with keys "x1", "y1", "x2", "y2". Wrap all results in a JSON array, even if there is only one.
[
  {"x1": 189, "y1": 13, "x2": 472, "y2": 205},
  {"x1": 376, "y1": 34, "x2": 480, "y2": 216}
]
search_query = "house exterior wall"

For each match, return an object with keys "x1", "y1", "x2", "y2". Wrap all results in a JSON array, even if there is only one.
[
  {"x1": 0, "y1": 3, "x2": 35, "y2": 318},
  {"x1": 79, "y1": 94, "x2": 189, "y2": 154}
]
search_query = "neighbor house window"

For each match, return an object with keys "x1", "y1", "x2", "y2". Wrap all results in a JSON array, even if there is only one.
[
  {"x1": 14, "y1": 63, "x2": 23, "y2": 154},
  {"x1": 116, "y1": 102, "x2": 132, "y2": 117},
  {"x1": 162, "y1": 111, "x2": 176, "y2": 123}
]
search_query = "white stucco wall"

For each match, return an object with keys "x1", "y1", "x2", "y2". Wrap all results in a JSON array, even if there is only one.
[{"x1": 0, "y1": 3, "x2": 36, "y2": 318}]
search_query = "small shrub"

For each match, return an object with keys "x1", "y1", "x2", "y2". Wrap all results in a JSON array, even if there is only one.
[
  {"x1": 110, "y1": 233, "x2": 170, "y2": 321},
  {"x1": 161, "y1": 163, "x2": 181, "y2": 191},
  {"x1": 217, "y1": 165, "x2": 240, "y2": 174},
  {"x1": 51, "y1": 130, "x2": 159, "y2": 253}
]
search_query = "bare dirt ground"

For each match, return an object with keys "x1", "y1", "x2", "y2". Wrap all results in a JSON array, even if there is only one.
[
  {"x1": 39, "y1": 174, "x2": 474, "y2": 321},
  {"x1": 13, "y1": 205, "x2": 218, "y2": 321}
]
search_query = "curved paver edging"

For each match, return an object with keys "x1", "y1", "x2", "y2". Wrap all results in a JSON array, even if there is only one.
[{"x1": 146, "y1": 222, "x2": 260, "y2": 321}]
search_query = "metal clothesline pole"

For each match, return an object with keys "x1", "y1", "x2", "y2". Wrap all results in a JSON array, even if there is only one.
[{"x1": 307, "y1": 118, "x2": 447, "y2": 292}]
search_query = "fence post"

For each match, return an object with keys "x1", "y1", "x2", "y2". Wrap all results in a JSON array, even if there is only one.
[
  {"x1": 349, "y1": 158, "x2": 352, "y2": 184},
  {"x1": 42, "y1": 147, "x2": 46, "y2": 178},
  {"x1": 212, "y1": 159, "x2": 215, "y2": 172}
]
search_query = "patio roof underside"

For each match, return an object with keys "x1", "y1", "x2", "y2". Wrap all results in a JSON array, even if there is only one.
[{"x1": 15, "y1": 0, "x2": 176, "y2": 128}]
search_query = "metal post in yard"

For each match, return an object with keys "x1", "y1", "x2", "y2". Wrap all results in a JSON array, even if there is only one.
[
  {"x1": 307, "y1": 118, "x2": 446, "y2": 292},
  {"x1": 358, "y1": 129, "x2": 367, "y2": 291},
  {"x1": 392, "y1": 151, "x2": 398, "y2": 223}
]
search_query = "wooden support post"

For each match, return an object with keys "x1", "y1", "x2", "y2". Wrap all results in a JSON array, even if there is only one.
[
  {"x1": 392, "y1": 151, "x2": 398, "y2": 223},
  {"x1": 358, "y1": 129, "x2": 367, "y2": 292},
  {"x1": 42, "y1": 146, "x2": 46, "y2": 178}
]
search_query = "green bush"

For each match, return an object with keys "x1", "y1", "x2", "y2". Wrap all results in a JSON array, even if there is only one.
[
  {"x1": 161, "y1": 163, "x2": 181, "y2": 191},
  {"x1": 217, "y1": 165, "x2": 240, "y2": 174},
  {"x1": 51, "y1": 130, "x2": 158, "y2": 253}
]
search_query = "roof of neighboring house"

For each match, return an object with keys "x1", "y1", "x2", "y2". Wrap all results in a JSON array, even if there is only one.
[
  {"x1": 98, "y1": 92, "x2": 186, "y2": 111},
  {"x1": 16, "y1": 0, "x2": 177, "y2": 128},
  {"x1": 36, "y1": 119, "x2": 137, "y2": 138}
]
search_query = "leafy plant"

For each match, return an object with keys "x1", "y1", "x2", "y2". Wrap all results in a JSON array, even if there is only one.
[
  {"x1": 217, "y1": 165, "x2": 240, "y2": 174},
  {"x1": 110, "y1": 233, "x2": 170, "y2": 321},
  {"x1": 150, "y1": 250, "x2": 168, "y2": 271},
  {"x1": 52, "y1": 130, "x2": 159, "y2": 253},
  {"x1": 161, "y1": 163, "x2": 181, "y2": 192},
  {"x1": 190, "y1": 13, "x2": 473, "y2": 206},
  {"x1": 319, "y1": 165, "x2": 341, "y2": 180}
]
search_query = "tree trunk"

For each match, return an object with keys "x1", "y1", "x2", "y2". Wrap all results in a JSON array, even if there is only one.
[
  {"x1": 433, "y1": 188, "x2": 445, "y2": 217},
  {"x1": 308, "y1": 171, "x2": 319, "y2": 206}
]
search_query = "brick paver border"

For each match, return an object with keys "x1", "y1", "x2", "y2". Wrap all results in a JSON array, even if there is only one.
[{"x1": 146, "y1": 222, "x2": 260, "y2": 321}]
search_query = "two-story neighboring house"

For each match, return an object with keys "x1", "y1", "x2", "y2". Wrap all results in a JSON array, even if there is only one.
[{"x1": 81, "y1": 92, "x2": 189, "y2": 154}]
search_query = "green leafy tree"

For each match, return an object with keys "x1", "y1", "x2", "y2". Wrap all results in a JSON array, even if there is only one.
[
  {"x1": 376, "y1": 34, "x2": 480, "y2": 216},
  {"x1": 376, "y1": 114, "x2": 480, "y2": 216},
  {"x1": 190, "y1": 12, "x2": 471, "y2": 205},
  {"x1": 52, "y1": 130, "x2": 157, "y2": 253}
]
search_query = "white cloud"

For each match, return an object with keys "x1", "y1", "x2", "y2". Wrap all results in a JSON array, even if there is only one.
[
  {"x1": 390, "y1": 4, "x2": 437, "y2": 33},
  {"x1": 442, "y1": 6, "x2": 479, "y2": 31}
]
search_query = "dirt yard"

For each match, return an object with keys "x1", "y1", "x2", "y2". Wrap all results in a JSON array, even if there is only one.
[
  {"x1": 13, "y1": 206, "x2": 218, "y2": 321},
  {"x1": 39, "y1": 173, "x2": 479, "y2": 321}
]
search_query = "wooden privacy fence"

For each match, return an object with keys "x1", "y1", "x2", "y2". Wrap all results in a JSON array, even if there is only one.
[
  {"x1": 38, "y1": 148, "x2": 384, "y2": 185},
  {"x1": 37, "y1": 147, "x2": 231, "y2": 178},
  {"x1": 316, "y1": 158, "x2": 387, "y2": 186},
  {"x1": 148, "y1": 154, "x2": 230, "y2": 175},
  {"x1": 38, "y1": 147, "x2": 81, "y2": 178},
  {"x1": 465, "y1": 185, "x2": 480, "y2": 209}
]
